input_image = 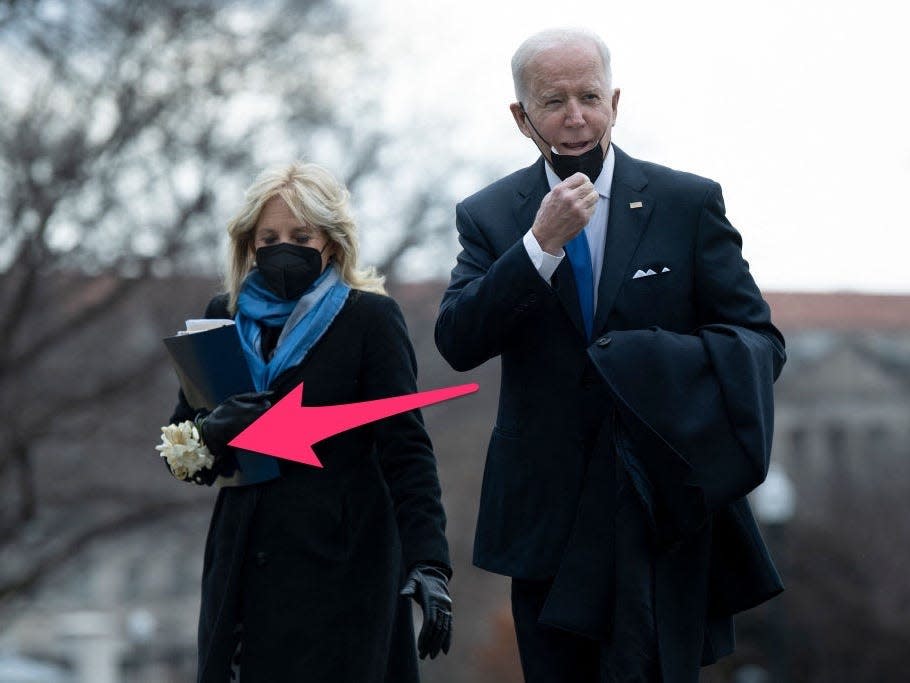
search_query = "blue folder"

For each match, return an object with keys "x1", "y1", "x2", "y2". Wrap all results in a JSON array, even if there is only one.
[{"x1": 163, "y1": 324, "x2": 280, "y2": 487}]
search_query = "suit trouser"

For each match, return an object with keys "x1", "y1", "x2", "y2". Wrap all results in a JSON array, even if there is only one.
[{"x1": 511, "y1": 466, "x2": 660, "y2": 683}]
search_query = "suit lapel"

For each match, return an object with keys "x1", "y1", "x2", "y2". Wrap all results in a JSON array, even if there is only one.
[
  {"x1": 593, "y1": 147, "x2": 655, "y2": 337},
  {"x1": 513, "y1": 158, "x2": 548, "y2": 237},
  {"x1": 514, "y1": 158, "x2": 587, "y2": 339}
]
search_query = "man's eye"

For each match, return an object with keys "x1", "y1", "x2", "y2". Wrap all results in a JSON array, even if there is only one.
[
  {"x1": 584, "y1": 93, "x2": 601, "y2": 101},
  {"x1": 545, "y1": 99, "x2": 562, "y2": 106}
]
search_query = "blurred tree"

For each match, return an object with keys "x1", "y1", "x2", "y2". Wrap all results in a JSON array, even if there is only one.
[{"x1": 0, "y1": 0, "x2": 460, "y2": 605}]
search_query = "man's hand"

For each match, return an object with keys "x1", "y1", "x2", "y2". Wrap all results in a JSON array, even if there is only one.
[
  {"x1": 531, "y1": 172, "x2": 599, "y2": 254},
  {"x1": 400, "y1": 564, "x2": 453, "y2": 659}
]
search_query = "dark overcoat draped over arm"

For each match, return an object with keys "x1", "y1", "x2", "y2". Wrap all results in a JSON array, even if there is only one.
[
  {"x1": 594, "y1": 323, "x2": 783, "y2": 540},
  {"x1": 539, "y1": 323, "x2": 786, "y2": 660},
  {"x1": 435, "y1": 145, "x2": 786, "y2": 681}
]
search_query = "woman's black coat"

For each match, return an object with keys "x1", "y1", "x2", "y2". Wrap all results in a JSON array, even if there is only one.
[{"x1": 170, "y1": 289, "x2": 451, "y2": 683}]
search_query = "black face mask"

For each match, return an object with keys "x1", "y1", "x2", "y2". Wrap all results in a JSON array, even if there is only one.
[
  {"x1": 519, "y1": 103, "x2": 606, "y2": 181},
  {"x1": 255, "y1": 242, "x2": 327, "y2": 300}
]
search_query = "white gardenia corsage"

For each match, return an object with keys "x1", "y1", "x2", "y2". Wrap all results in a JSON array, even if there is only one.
[{"x1": 156, "y1": 420, "x2": 214, "y2": 481}]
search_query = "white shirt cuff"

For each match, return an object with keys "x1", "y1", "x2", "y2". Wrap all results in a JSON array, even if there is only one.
[{"x1": 523, "y1": 230, "x2": 564, "y2": 284}]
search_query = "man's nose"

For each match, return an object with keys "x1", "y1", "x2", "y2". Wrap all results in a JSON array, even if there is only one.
[{"x1": 564, "y1": 99, "x2": 585, "y2": 126}]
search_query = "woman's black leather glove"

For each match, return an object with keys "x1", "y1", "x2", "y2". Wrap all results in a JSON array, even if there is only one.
[
  {"x1": 199, "y1": 391, "x2": 274, "y2": 460},
  {"x1": 400, "y1": 563, "x2": 453, "y2": 659}
]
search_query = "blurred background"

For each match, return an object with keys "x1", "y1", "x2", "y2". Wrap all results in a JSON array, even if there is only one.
[{"x1": 1, "y1": 1, "x2": 908, "y2": 681}]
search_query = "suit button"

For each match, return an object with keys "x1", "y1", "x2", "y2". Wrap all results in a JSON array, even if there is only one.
[
  {"x1": 595, "y1": 336, "x2": 612, "y2": 347},
  {"x1": 255, "y1": 551, "x2": 268, "y2": 567}
]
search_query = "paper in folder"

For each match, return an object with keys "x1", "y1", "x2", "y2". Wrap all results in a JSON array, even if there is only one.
[{"x1": 163, "y1": 321, "x2": 280, "y2": 487}]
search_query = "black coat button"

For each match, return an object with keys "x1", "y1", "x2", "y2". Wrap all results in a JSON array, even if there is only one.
[
  {"x1": 595, "y1": 336, "x2": 612, "y2": 347},
  {"x1": 255, "y1": 551, "x2": 268, "y2": 566}
]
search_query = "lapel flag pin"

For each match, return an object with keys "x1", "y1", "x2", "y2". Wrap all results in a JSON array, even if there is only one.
[{"x1": 629, "y1": 201, "x2": 643, "y2": 209}]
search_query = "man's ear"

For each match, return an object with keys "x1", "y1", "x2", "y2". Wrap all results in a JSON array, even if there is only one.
[
  {"x1": 510, "y1": 102, "x2": 533, "y2": 140},
  {"x1": 611, "y1": 88, "x2": 621, "y2": 124}
]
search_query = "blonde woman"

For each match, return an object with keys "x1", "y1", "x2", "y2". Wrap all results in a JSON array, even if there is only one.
[{"x1": 167, "y1": 162, "x2": 452, "y2": 682}]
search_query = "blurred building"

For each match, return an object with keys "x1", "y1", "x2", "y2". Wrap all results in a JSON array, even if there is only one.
[
  {"x1": 733, "y1": 292, "x2": 910, "y2": 683},
  {"x1": 764, "y1": 292, "x2": 910, "y2": 521},
  {"x1": 1, "y1": 518, "x2": 203, "y2": 682}
]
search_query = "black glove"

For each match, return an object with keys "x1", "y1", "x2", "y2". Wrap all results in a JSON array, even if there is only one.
[
  {"x1": 200, "y1": 391, "x2": 274, "y2": 460},
  {"x1": 400, "y1": 563, "x2": 453, "y2": 659}
]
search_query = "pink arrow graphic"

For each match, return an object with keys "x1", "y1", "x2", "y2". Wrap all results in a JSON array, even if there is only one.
[{"x1": 228, "y1": 382, "x2": 479, "y2": 468}]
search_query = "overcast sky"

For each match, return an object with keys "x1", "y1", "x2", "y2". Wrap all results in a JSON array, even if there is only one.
[{"x1": 347, "y1": 0, "x2": 910, "y2": 294}]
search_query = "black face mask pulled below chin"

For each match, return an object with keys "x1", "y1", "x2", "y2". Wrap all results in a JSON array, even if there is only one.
[
  {"x1": 520, "y1": 104, "x2": 606, "y2": 182},
  {"x1": 255, "y1": 243, "x2": 325, "y2": 300}
]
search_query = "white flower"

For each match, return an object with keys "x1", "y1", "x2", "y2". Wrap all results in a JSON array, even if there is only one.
[{"x1": 156, "y1": 420, "x2": 214, "y2": 481}]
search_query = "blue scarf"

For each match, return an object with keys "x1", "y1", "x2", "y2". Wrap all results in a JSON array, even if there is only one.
[{"x1": 235, "y1": 265, "x2": 351, "y2": 390}]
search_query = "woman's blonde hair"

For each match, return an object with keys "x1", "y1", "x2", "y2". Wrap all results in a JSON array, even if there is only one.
[{"x1": 224, "y1": 161, "x2": 386, "y2": 312}]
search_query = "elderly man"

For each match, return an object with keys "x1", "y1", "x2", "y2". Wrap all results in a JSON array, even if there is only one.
[{"x1": 435, "y1": 28, "x2": 786, "y2": 683}]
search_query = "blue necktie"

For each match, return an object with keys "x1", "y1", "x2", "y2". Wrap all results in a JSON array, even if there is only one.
[{"x1": 565, "y1": 230, "x2": 594, "y2": 340}]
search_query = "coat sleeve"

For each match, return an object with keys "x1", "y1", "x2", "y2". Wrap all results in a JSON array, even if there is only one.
[
  {"x1": 435, "y1": 200, "x2": 555, "y2": 371},
  {"x1": 361, "y1": 295, "x2": 451, "y2": 573},
  {"x1": 588, "y1": 183, "x2": 786, "y2": 542}
]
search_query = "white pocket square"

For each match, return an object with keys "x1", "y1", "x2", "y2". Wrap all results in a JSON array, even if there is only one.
[{"x1": 632, "y1": 266, "x2": 671, "y2": 279}]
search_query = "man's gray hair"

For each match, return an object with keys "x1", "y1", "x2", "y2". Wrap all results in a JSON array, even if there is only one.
[{"x1": 511, "y1": 28, "x2": 612, "y2": 103}]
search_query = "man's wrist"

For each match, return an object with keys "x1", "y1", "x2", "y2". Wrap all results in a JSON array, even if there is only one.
[
  {"x1": 523, "y1": 229, "x2": 563, "y2": 283},
  {"x1": 530, "y1": 225, "x2": 563, "y2": 256}
]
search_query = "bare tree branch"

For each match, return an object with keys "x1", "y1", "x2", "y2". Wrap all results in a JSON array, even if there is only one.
[
  {"x1": 0, "y1": 498, "x2": 211, "y2": 605},
  {"x1": 0, "y1": 0, "x2": 467, "y2": 618}
]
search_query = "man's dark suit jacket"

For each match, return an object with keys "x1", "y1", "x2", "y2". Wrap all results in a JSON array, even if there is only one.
[{"x1": 435, "y1": 146, "x2": 787, "y2": 681}]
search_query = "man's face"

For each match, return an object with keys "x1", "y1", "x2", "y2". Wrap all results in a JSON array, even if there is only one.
[{"x1": 510, "y1": 40, "x2": 620, "y2": 161}]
